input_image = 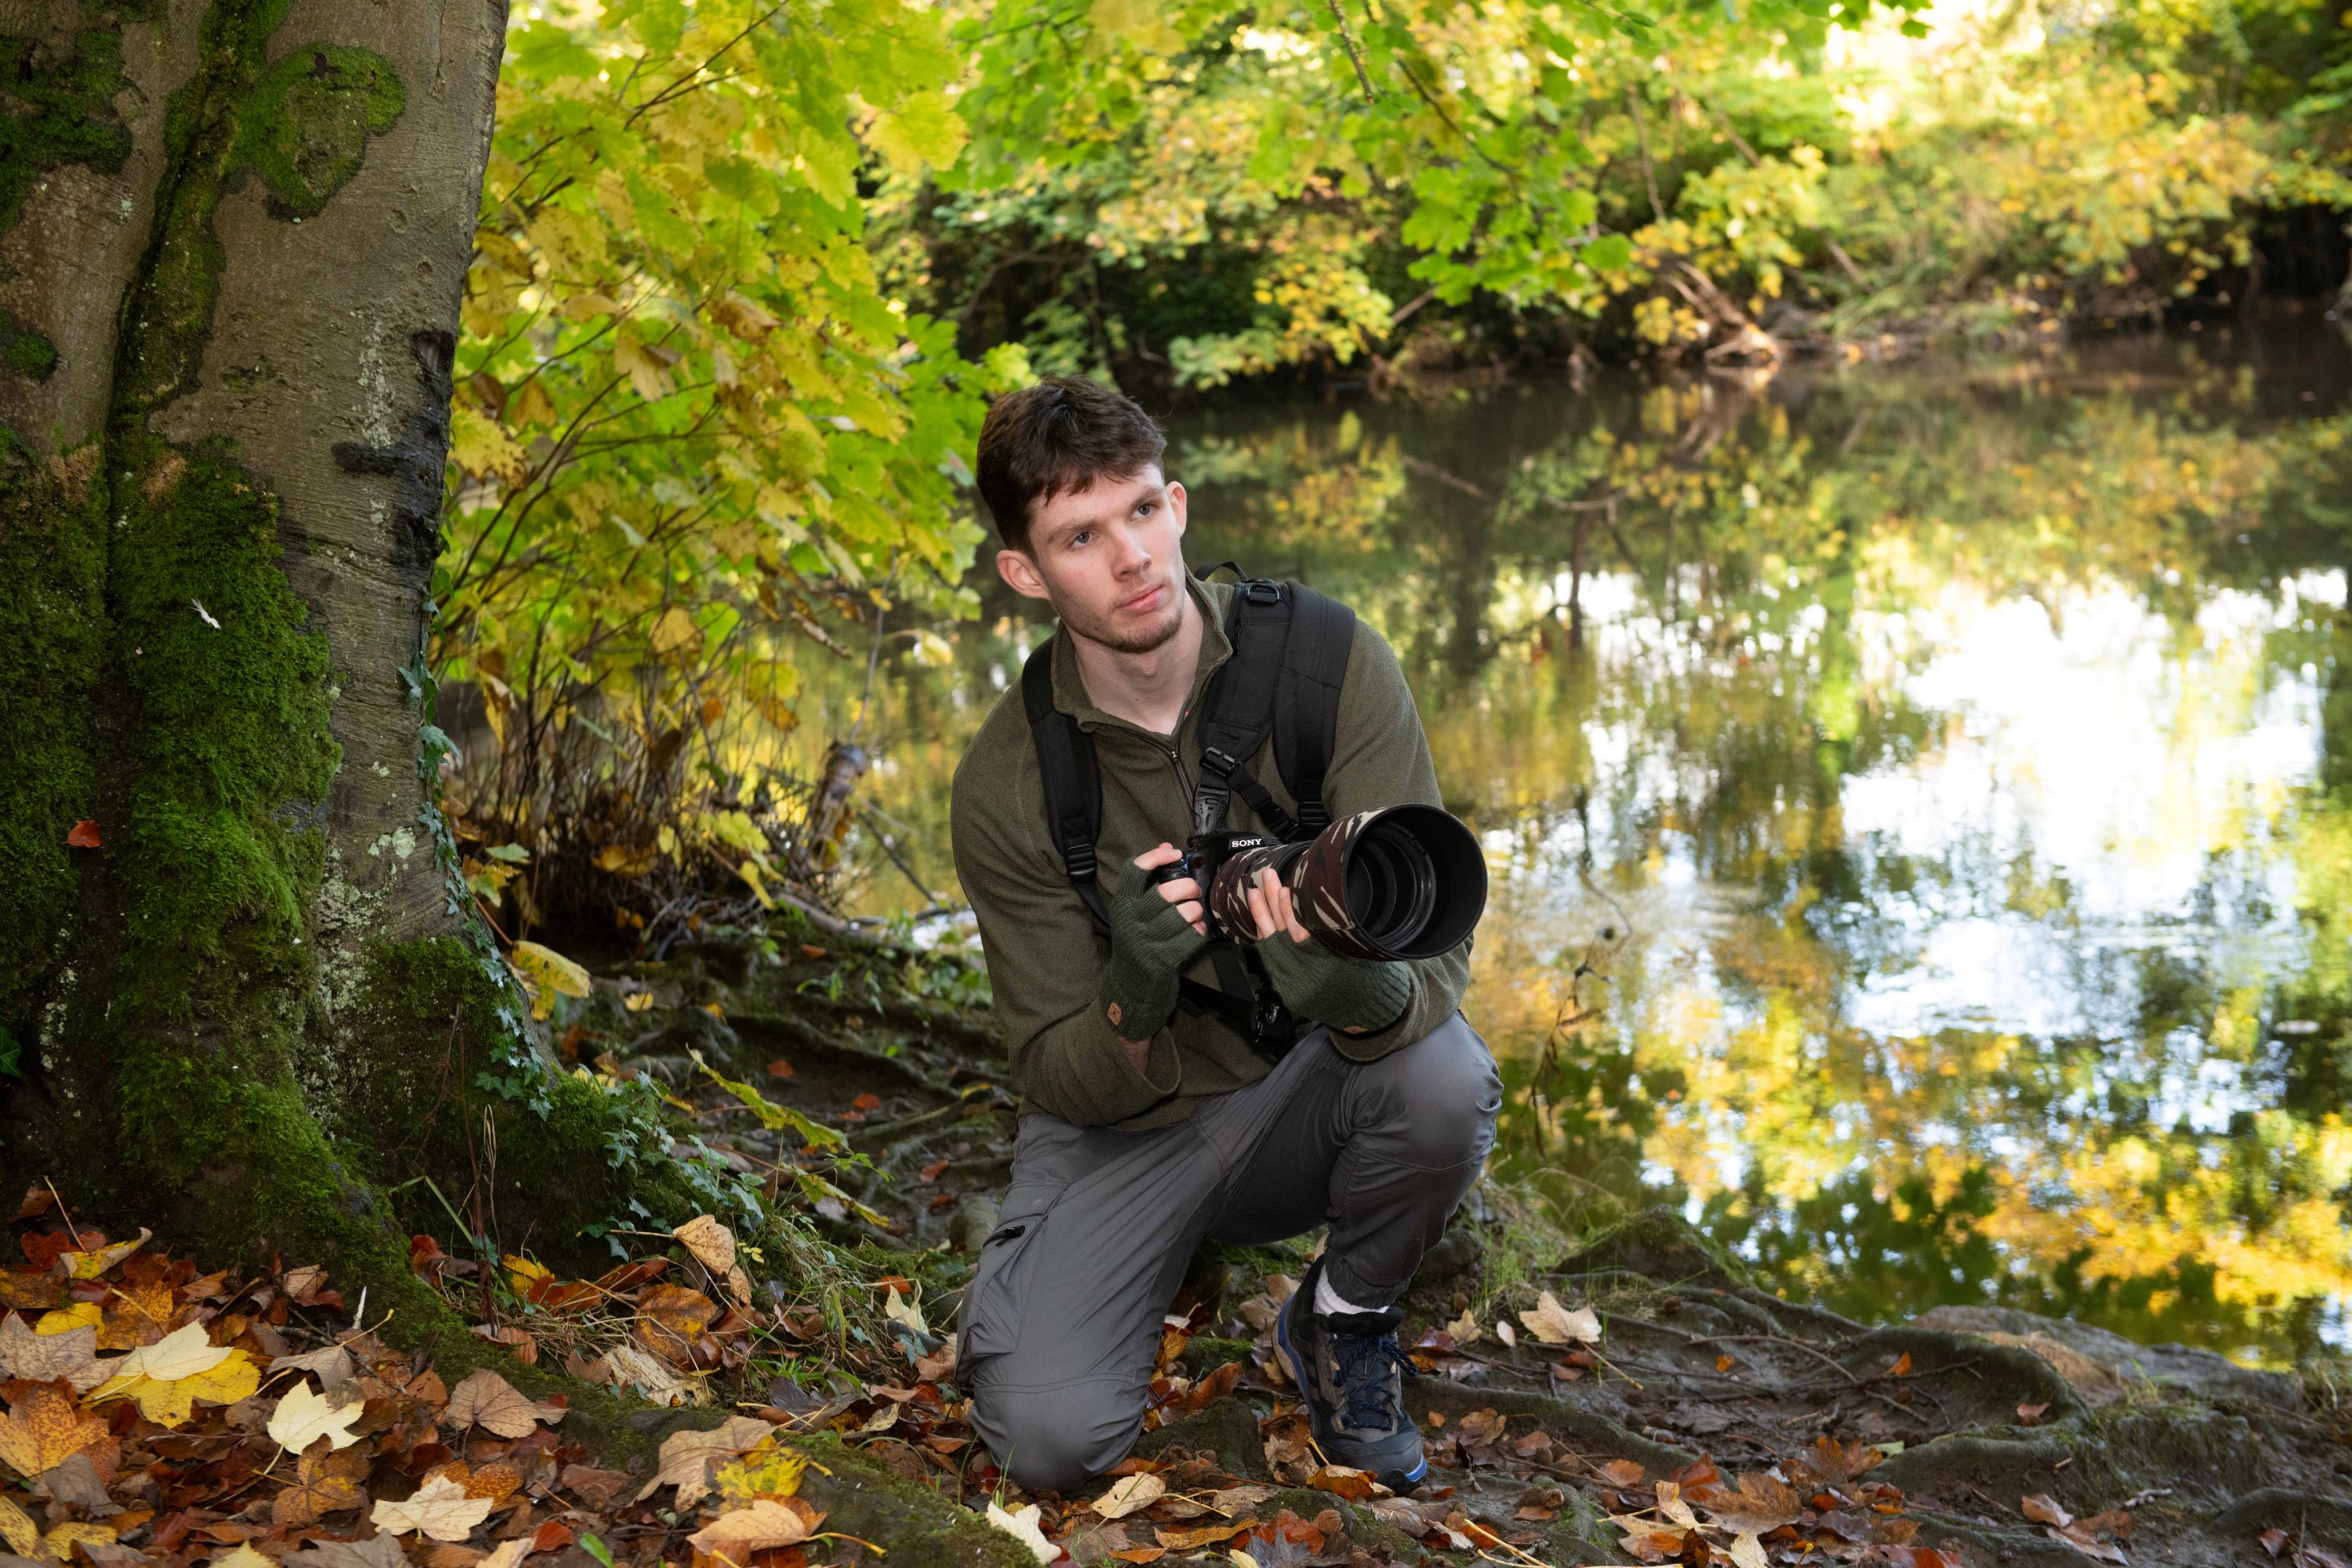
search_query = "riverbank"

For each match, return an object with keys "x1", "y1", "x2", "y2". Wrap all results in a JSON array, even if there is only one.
[{"x1": 411, "y1": 932, "x2": 2352, "y2": 1560}]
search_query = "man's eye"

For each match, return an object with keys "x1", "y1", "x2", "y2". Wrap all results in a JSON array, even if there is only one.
[
  {"x1": 1068, "y1": 530, "x2": 1090, "y2": 548},
  {"x1": 1134, "y1": 501, "x2": 1156, "y2": 518}
]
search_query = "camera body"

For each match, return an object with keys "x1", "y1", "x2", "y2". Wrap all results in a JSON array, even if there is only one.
[{"x1": 1146, "y1": 829, "x2": 1287, "y2": 938}]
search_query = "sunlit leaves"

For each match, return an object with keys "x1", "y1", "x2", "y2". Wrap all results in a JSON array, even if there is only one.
[{"x1": 443, "y1": 0, "x2": 1020, "y2": 819}]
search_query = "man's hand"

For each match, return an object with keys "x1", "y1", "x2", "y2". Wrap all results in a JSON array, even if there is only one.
[
  {"x1": 1096, "y1": 844, "x2": 1213, "y2": 1070},
  {"x1": 1133, "y1": 841, "x2": 1208, "y2": 936},
  {"x1": 1244, "y1": 866, "x2": 1411, "y2": 1038},
  {"x1": 1243, "y1": 866, "x2": 1311, "y2": 945}
]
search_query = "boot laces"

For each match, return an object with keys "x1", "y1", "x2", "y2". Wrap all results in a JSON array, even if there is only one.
[{"x1": 1330, "y1": 1329, "x2": 1413, "y2": 1431}]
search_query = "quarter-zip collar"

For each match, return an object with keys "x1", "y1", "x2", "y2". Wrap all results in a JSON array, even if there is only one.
[{"x1": 1049, "y1": 574, "x2": 1234, "y2": 741}]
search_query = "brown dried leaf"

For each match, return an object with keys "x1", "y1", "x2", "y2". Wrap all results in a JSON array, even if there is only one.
[
  {"x1": 1704, "y1": 1472, "x2": 1803, "y2": 1534},
  {"x1": 634, "y1": 1416, "x2": 776, "y2": 1508},
  {"x1": 272, "y1": 1444, "x2": 370, "y2": 1527},
  {"x1": 1156, "y1": 1519, "x2": 1255, "y2": 1551},
  {"x1": 0, "y1": 1317, "x2": 105, "y2": 1394},
  {"x1": 687, "y1": 1497, "x2": 822, "y2": 1558},
  {"x1": 442, "y1": 1369, "x2": 561, "y2": 1439}
]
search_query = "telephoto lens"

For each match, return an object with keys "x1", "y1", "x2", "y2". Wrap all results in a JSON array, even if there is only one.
[{"x1": 1206, "y1": 805, "x2": 1486, "y2": 962}]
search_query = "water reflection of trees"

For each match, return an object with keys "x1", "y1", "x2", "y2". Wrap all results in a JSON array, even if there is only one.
[{"x1": 1172, "y1": 353, "x2": 2352, "y2": 1362}]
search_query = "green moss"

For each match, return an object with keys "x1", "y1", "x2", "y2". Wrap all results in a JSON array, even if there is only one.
[
  {"x1": 0, "y1": 434, "x2": 107, "y2": 1042},
  {"x1": 0, "y1": 17, "x2": 137, "y2": 237},
  {"x1": 3, "y1": 327, "x2": 58, "y2": 383},
  {"x1": 236, "y1": 46, "x2": 406, "y2": 218}
]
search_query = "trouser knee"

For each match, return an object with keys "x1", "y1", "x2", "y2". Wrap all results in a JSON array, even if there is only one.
[
  {"x1": 970, "y1": 1377, "x2": 1140, "y2": 1494},
  {"x1": 1370, "y1": 1013, "x2": 1501, "y2": 1170}
]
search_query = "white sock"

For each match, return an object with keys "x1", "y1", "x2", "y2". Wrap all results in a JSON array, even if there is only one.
[{"x1": 1314, "y1": 1270, "x2": 1376, "y2": 1318}]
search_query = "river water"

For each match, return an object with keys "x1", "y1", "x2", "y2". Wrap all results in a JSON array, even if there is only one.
[{"x1": 810, "y1": 315, "x2": 2352, "y2": 1368}]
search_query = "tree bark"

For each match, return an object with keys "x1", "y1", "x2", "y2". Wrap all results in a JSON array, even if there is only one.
[{"x1": 0, "y1": 0, "x2": 596, "y2": 1272}]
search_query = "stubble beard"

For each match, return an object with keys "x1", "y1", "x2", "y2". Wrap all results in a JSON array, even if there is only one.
[{"x1": 1068, "y1": 578, "x2": 1185, "y2": 655}]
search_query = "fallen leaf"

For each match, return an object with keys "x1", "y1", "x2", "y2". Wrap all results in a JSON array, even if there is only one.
[
  {"x1": 1495, "y1": 1318, "x2": 1517, "y2": 1348},
  {"x1": 2023, "y1": 1494, "x2": 2073, "y2": 1529},
  {"x1": 1520, "y1": 1291, "x2": 1602, "y2": 1346},
  {"x1": 1656, "y1": 1481, "x2": 1700, "y2": 1530},
  {"x1": 0, "y1": 1495, "x2": 36, "y2": 1557},
  {"x1": 443, "y1": 1368, "x2": 561, "y2": 1439},
  {"x1": 1158, "y1": 1519, "x2": 1256, "y2": 1551},
  {"x1": 1455, "y1": 1408, "x2": 1507, "y2": 1448},
  {"x1": 1599, "y1": 1459, "x2": 1646, "y2": 1488},
  {"x1": 1886, "y1": 1351, "x2": 1914, "y2": 1377},
  {"x1": 1444, "y1": 1307, "x2": 1480, "y2": 1345},
  {"x1": 0, "y1": 1315, "x2": 106, "y2": 1393},
  {"x1": 671, "y1": 1214, "x2": 737, "y2": 1276},
  {"x1": 373, "y1": 1475, "x2": 494, "y2": 1541},
  {"x1": 285, "y1": 1533, "x2": 410, "y2": 1568},
  {"x1": 766, "y1": 1059, "x2": 794, "y2": 1077},
  {"x1": 688, "y1": 1498, "x2": 823, "y2": 1559},
  {"x1": 67, "y1": 821, "x2": 102, "y2": 848},
  {"x1": 712, "y1": 1441, "x2": 807, "y2": 1507},
  {"x1": 634, "y1": 1284, "x2": 720, "y2": 1365},
  {"x1": 96, "y1": 1280, "x2": 176, "y2": 1348},
  {"x1": 987, "y1": 1501, "x2": 1058, "y2": 1565},
  {"x1": 881, "y1": 1284, "x2": 929, "y2": 1340},
  {"x1": 478, "y1": 1539, "x2": 533, "y2": 1568},
  {"x1": 1305, "y1": 1466, "x2": 1373, "y2": 1501},
  {"x1": 0, "y1": 1382, "x2": 115, "y2": 1478},
  {"x1": 559, "y1": 1464, "x2": 632, "y2": 1510},
  {"x1": 2017, "y1": 1401, "x2": 2050, "y2": 1425},
  {"x1": 1728, "y1": 1530, "x2": 1769, "y2": 1568},
  {"x1": 96, "y1": 1331, "x2": 259, "y2": 1426},
  {"x1": 1093, "y1": 1473, "x2": 1166, "y2": 1519},
  {"x1": 635, "y1": 1415, "x2": 775, "y2": 1507},
  {"x1": 267, "y1": 1381, "x2": 365, "y2": 1453},
  {"x1": 271, "y1": 1444, "x2": 369, "y2": 1526},
  {"x1": 1704, "y1": 1472, "x2": 1802, "y2": 1533}
]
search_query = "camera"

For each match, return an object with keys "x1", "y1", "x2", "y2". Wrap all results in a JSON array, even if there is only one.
[{"x1": 1149, "y1": 804, "x2": 1486, "y2": 962}]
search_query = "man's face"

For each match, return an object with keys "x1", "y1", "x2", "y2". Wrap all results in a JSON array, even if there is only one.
[{"x1": 996, "y1": 466, "x2": 1190, "y2": 654}]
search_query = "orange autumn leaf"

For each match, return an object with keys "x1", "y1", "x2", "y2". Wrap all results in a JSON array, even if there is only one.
[
  {"x1": 0, "y1": 1384, "x2": 112, "y2": 1481},
  {"x1": 66, "y1": 821, "x2": 101, "y2": 848},
  {"x1": 97, "y1": 1280, "x2": 179, "y2": 1350}
]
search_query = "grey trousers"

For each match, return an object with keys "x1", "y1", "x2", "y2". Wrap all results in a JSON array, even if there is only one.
[{"x1": 957, "y1": 1013, "x2": 1501, "y2": 1493}]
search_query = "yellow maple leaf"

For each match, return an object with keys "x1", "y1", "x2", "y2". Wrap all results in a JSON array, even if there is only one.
[
  {"x1": 91, "y1": 1323, "x2": 258, "y2": 1428},
  {"x1": 267, "y1": 1381, "x2": 365, "y2": 1453},
  {"x1": 34, "y1": 1303, "x2": 100, "y2": 1337}
]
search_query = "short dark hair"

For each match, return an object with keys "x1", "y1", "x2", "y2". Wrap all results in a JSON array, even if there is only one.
[{"x1": 974, "y1": 377, "x2": 1167, "y2": 553}]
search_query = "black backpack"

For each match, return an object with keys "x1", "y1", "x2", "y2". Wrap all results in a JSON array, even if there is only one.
[{"x1": 1020, "y1": 568, "x2": 1356, "y2": 1051}]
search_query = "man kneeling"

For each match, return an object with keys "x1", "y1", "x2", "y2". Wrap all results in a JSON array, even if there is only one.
[{"x1": 949, "y1": 378, "x2": 1499, "y2": 1494}]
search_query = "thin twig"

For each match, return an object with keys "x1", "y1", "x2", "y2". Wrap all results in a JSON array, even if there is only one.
[{"x1": 1323, "y1": 0, "x2": 1380, "y2": 103}]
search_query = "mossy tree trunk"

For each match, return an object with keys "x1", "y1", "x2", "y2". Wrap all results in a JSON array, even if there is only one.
[{"x1": 0, "y1": 0, "x2": 590, "y2": 1280}]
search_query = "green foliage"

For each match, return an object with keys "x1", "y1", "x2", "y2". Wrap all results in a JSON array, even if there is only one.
[
  {"x1": 439, "y1": 0, "x2": 1023, "y2": 844},
  {"x1": 860, "y1": 0, "x2": 2352, "y2": 382}
]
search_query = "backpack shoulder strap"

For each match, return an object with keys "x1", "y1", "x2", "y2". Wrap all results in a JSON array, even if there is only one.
[
  {"x1": 1272, "y1": 584, "x2": 1354, "y2": 835},
  {"x1": 1020, "y1": 636, "x2": 1108, "y2": 934},
  {"x1": 1190, "y1": 579, "x2": 1298, "y2": 838}
]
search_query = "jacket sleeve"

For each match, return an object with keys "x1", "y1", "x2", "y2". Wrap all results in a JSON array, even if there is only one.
[
  {"x1": 951, "y1": 745, "x2": 1184, "y2": 1126},
  {"x1": 1313, "y1": 619, "x2": 1473, "y2": 1061}
]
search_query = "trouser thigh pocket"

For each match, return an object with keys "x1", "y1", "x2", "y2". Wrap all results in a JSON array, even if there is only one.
[{"x1": 956, "y1": 1208, "x2": 1051, "y2": 1368}]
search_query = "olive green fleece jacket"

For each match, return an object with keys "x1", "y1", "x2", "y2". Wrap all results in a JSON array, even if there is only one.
[{"x1": 950, "y1": 576, "x2": 1473, "y2": 1130}]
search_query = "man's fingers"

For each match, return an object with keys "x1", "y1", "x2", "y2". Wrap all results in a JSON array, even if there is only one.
[
  {"x1": 1134, "y1": 841, "x2": 1184, "y2": 869},
  {"x1": 1244, "y1": 880, "x2": 1274, "y2": 942},
  {"x1": 1152, "y1": 875, "x2": 1201, "y2": 907}
]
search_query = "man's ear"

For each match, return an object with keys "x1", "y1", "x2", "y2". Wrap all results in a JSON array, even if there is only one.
[
  {"x1": 996, "y1": 546, "x2": 1050, "y2": 602},
  {"x1": 1166, "y1": 479, "x2": 1187, "y2": 541}
]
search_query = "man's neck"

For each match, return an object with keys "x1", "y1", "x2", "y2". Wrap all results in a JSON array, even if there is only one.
[{"x1": 1068, "y1": 584, "x2": 1204, "y2": 738}]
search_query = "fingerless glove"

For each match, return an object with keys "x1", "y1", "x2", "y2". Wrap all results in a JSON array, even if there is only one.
[
  {"x1": 1094, "y1": 857, "x2": 1211, "y2": 1041},
  {"x1": 1253, "y1": 933, "x2": 1413, "y2": 1035}
]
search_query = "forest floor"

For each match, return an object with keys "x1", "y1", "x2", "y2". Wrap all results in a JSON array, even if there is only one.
[{"x1": 5, "y1": 928, "x2": 2349, "y2": 1568}]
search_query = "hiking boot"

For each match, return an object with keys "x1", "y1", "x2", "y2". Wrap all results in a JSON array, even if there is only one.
[{"x1": 1275, "y1": 1256, "x2": 1426, "y2": 1488}]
